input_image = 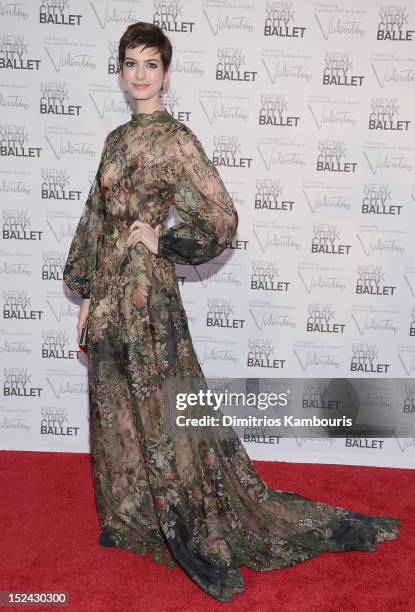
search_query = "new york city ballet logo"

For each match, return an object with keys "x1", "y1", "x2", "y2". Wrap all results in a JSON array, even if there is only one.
[
  {"x1": 162, "y1": 89, "x2": 191, "y2": 122},
  {"x1": 41, "y1": 168, "x2": 81, "y2": 201},
  {"x1": 323, "y1": 52, "x2": 364, "y2": 86},
  {"x1": 247, "y1": 338, "x2": 285, "y2": 369},
  {"x1": 2, "y1": 209, "x2": 43, "y2": 240},
  {"x1": 39, "y1": 1, "x2": 82, "y2": 26},
  {"x1": 42, "y1": 251, "x2": 66, "y2": 281},
  {"x1": 258, "y1": 93, "x2": 300, "y2": 128},
  {"x1": 255, "y1": 178, "x2": 294, "y2": 212},
  {"x1": 215, "y1": 47, "x2": 257, "y2": 82},
  {"x1": 42, "y1": 330, "x2": 80, "y2": 359},
  {"x1": 377, "y1": 5, "x2": 414, "y2": 40},
  {"x1": 206, "y1": 298, "x2": 245, "y2": 329},
  {"x1": 3, "y1": 290, "x2": 43, "y2": 320},
  {"x1": 311, "y1": 224, "x2": 351, "y2": 255},
  {"x1": 350, "y1": 343, "x2": 390, "y2": 374},
  {"x1": 3, "y1": 368, "x2": 42, "y2": 398},
  {"x1": 152, "y1": 0, "x2": 194, "y2": 32},
  {"x1": 107, "y1": 40, "x2": 118, "y2": 74},
  {"x1": 362, "y1": 183, "x2": 403, "y2": 216},
  {"x1": 345, "y1": 434, "x2": 385, "y2": 451},
  {"x1": 264, "y1": 2, "x2": 306, "y2": 37},
  {"x1": 317, "y1": 140, "x2": 357, "y2": 173},
  {"x1": 302, "y1": 381, "x2": 340, "y2": 410},
  {"x1": 356, "y1": 265, "x2": 396, "y2": 296},
  {"x1": 40, "y1": 407, "x2": 79, "y2": 436},
  {"x1": 403, "y1": 384, "x2": 415, "y2": 413},
  {"x1": 0, "y1": 35, "x2": 40, "y2": 70},
  {"x1": 0, "y1": 125, "x2": 42, "y2": 159},
  {"x1": 40, "y1": 81, "x2": 81, "y2": 117},
  {"x1": 409, "y1": 309, "x2": 415, "y2": 337},
  {"x1": 250, "y1": 260, "x2": 290, "y2": 292},
  {"x1": 306, "y1": 303, "x2": 346, "y2": 334},
  {"x1": 212, "y1": 135, "x2": 252, "y2": 168},
  {"x1": 369, "y1": 98, "x2": 410, "y2": 131}
]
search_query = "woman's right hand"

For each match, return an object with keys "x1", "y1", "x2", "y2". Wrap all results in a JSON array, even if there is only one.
[{"x1": 77, "y1": 298, "x2": 90, "y2": 337}]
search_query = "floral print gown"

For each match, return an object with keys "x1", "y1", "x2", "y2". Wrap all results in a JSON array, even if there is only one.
[{"x1": 63, "y1": 108, "x2": 401, "y2": 603}]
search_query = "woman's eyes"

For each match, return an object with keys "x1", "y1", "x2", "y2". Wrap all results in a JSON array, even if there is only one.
[{"x1": 125, "y1": 61, "x2": 158, "y2": 69}]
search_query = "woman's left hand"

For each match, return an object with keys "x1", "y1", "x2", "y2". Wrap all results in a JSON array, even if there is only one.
[{"x1": 126, "y1": 221, "x2": 161, "y2": 254}]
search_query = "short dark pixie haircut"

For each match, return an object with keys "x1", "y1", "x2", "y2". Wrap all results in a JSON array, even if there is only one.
[{"x1": 118, "y1": 22, "x2": 172, "y2": 73}]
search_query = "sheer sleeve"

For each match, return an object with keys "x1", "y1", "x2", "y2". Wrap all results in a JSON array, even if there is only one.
[
  {"x1": 63, "y1": 132, "x2": 111, "y2": 299},
  {"x1": 157, "y1": 125, "x2": 238, "y2": 265}
]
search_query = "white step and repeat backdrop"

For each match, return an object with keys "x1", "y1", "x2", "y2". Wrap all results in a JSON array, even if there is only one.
[{"x1": 1, "y1": 1, "x2": 414, "y2": 468}]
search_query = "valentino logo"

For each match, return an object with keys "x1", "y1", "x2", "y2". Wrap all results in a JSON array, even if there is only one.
[
  {"x1": 303, "y1": 188, "x2": 350, "y2": 213},
  {"x1": 297, "y1": 268, "x2": 346, "y2": 294},
  {"x1": 351, "y1": 309, "x2": 398, "y2": 335},
  {"x1": 293, "y1": 346, "x2": 340, "y2": 371},
  {"x1": 356, "y1": 231, "x2": 405, "y2": 256}
]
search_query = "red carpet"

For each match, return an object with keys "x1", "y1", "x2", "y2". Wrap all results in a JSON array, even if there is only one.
[{"x1": 1, "y1": 450, "x2": 412, "y2": 611}]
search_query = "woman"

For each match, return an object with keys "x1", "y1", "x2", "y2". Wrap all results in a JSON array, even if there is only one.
[{"x1": 63, "y1": 22, "x2": 401, "y2": 603}]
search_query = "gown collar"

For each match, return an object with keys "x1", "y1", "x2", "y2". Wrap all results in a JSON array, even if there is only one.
[{"x1": 130, "y1": 108, "x2": 172, "y2": 127}]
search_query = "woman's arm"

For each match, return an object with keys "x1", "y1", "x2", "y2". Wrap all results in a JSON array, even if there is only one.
[
  {"x1": 63, "y1": 132, "x2": 112, "y2": 299},
  {"x1": 157, "y1": 125, "x2": 238, "y2": 265}
]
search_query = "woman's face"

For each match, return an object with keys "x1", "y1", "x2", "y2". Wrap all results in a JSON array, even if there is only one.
[{"x1": 121, "y1": 44, "x2": 166, "y2": 104}]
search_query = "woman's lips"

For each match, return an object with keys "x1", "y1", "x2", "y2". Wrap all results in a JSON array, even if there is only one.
[{"x1": 132, "y1": 84, "x2": 150, "y2": 89}]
